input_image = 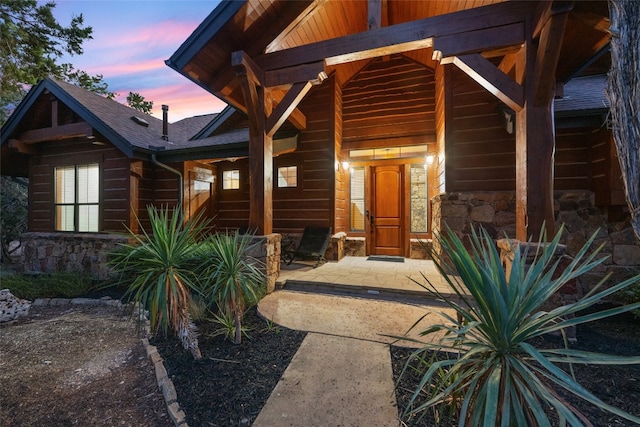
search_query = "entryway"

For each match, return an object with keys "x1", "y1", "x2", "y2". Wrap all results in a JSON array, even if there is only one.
[{"x1": 369, "y1": 165, "x2": 404, "y2": 256}]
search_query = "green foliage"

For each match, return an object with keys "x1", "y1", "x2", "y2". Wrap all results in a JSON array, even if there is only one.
[
  {"x1": 0, "y1": 0, "x2": 114, "y2": 123},
  {"x1": 1, "y1": 272, "x2": 94, "y2": 300},
  {"x1": 109, "y1": 205, "x2": 210, "y2": 359},
  {"x1": 199, "y1": 232, "x2": 266, "y2": 344},
  {"x1": 400, "y1": 226, "x2": 640, "y2": 426},
  {"x1": 126, "y1": 92, "x2": 153, "y2": 114},
  {"x1": 207, "y1": 303, "x2": 252, "y2": 342},
  {"x1": 619, "y1": 281, "x2": 640, "y2": 319},
  {"x1": 0, "y1": 177, "x2": 28, "y2": 262}
]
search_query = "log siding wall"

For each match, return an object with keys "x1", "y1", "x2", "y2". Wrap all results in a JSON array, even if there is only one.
[
  {"x1": 28, "y1": 138, "x2": 131, "y2": 233},
  {"x1": 342, "y1": 55, "x2": 436, "y2": 146}
]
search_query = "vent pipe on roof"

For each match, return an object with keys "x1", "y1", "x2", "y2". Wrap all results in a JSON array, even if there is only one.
[{"x1": 162, "y1": 104, "x2": 169, "y2": 141}]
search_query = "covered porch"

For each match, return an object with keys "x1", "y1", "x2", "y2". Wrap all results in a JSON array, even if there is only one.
[{"x1": 277, "y1": 256, "x2": 458, "y2": 303}]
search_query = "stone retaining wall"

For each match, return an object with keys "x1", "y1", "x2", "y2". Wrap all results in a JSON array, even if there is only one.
[
  {"x1": 432, "y1": 190, "x2": 640, "y2": 300},
  {"x1": 21, "y1": 232, "x2": 131, "y2": 280}
]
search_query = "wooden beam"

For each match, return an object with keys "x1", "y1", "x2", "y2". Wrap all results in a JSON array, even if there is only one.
[
  {"x1": 515, "y1": 24, "x2": 556, "y2": 241},
  {"x1": 232, "y1": 50, "x2": 273, "y2": 235},
  {"x1": 533, "y1": 0, "x2": 573, "y2": 39},
  {"x1": 267, "y1": 81, "x2": 312, "y2": 137},
  {"x1": 18, "y1": 121, "x2": 93, "y2": 144},
  {"x1": 254, "y1": 1, "x2": 535, "y2": 71},
  {"x1": 231, "y1": 51, "x2": 264, "y2": 87},
  {"x1": 433, "y1": 23, "x2": 524, "y2": 60},
  {"x1": 8, "y1": 139, "x2": 37, "y2": 154},
  {"x1": 265, "y1": 61, "x2": 325, "y2": 87},
  {"x1": 51, "y1": 99, "x2": 58, "y2": 127},
  {"x1": 444, "y1": 53, "x2": 523, "y2": 112},
  {"x1": 532, "y1": 4, "x2": 571, "y2": 106},
  {"x1": 367, "y1": 0, "x2": 388, "y2": 30}
]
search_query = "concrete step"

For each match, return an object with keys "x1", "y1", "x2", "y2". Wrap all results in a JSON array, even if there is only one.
[{"x1": 278, "y1": 278, "x2": 457, "y2": 306}]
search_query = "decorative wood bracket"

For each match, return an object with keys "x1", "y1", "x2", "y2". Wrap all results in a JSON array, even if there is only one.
[
  {"x1": 442, "y1": 53, "x2": 524, "y2": 112},
  {"x1": 233, "y1": 50, "x2": 317, "y2": 136},
  {"x1": 267, "y1": 81, "x2": 312, "y2": 137}
]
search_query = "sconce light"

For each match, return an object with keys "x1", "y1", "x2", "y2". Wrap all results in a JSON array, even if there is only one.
[
  {"x1": 341, "y1": 160, "x2": 350, "y2": 170},
  {"x1": 426, "y1": 155, "x2": 435, "y2": 165}
]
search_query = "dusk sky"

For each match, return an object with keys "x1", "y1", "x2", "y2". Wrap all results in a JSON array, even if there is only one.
[{"x1": 51, "y1": 0, "x2": 227, "y2": 122}]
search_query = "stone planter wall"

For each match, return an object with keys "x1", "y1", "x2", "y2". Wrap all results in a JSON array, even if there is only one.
[
  {"x1": 21, "y1": 232, "x2": 131, "y2": 280},
  {"x1": 432, "y1": 190, "x2": 640, "y2": 299},
  {"x1": 245, "y1": 233, "x2": 281, "y2": 294}
]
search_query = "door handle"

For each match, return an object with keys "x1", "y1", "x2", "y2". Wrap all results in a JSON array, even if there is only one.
[{"x1": 370, "y1": 214, "x2": 375, "y2": 226}]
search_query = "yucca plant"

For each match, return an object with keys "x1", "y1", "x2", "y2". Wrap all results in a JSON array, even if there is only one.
[
  {"x1": 200, "y1": 231, "x2": 265, "y2": 344},
  {"x1": 109, "y1": 205, "x2": 210, "y2": 360},
  {"x1": 400, "y1": 225, "x2": 640, "y2": 426}
]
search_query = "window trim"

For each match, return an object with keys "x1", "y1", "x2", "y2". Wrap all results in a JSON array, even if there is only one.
[
  {"x1": 276, "y1": 165, "x2": 298, "y2": 188},
  {"x1": 222, "y1": 169, "x2": 240, "y2": 190},
  {"x1": 54, "y1": 163, "x2": 101, "y2": 232}
]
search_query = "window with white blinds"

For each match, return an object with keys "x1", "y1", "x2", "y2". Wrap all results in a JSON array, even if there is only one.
[{"x1": 55, "y1": 164, "x2": 99, "y2": 232}]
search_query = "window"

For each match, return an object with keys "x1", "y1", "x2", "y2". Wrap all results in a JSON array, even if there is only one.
[
  {"x1": 277, "y1": 166, "x2": 297, "y2": 188},
  {"x1": 222, "y1": 169, "x2": 240, "y2": 190},
  {"x1": 350, "y1": 167, "x2": 365, "y2": 231},
  {"x1": 410, "y1": 165, "x2": 428, "y2": 232},
  {"x1": 55, "y1": 163, "x2": 99, "y2": 232}
]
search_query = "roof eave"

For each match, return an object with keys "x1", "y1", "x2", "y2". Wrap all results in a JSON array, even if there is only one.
[{"x1": 166, "y1": 0, "x2": 246, "y2": 80}]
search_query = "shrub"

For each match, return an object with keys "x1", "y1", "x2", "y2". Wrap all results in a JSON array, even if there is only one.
[
  {"x1": 109, "y1": 205, "x2": 209, "y2": 360},
  {"x1": 198, "y1": 231, "x2": 265, "y2": 344},
  {"x1": 2, "y1": 272, "x2": 94, "y2": 300},
  {"x1": 399, "y1": 225, "x2": 640, "y2": 426}
]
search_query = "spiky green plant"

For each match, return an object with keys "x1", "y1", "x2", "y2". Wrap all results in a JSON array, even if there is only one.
[
  {"x1": 109, "y1": 205, "x2": 210, "y2": 360},
  {"x1": 400, "y1": 225, "x2": 640, "y2": 426},
  {"x1": 200, "y1": 231, "x2": 265, "y2": 344},
  {"x1": 207, "y1": 303, "x2": 252, "y2": 342}
]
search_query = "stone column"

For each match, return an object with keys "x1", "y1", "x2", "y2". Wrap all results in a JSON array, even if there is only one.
[{"x1": 245, "y1": 233, "x2": 282, "y2": 294}]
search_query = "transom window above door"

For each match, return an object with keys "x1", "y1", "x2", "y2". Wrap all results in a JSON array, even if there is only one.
[{"x1": 349, "y1": 145, "x2": 429, "y2": 161}]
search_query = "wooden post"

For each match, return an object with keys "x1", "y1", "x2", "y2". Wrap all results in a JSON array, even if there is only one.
[
  {"x1": 233, "y1": 51, "x2": 273, "y2": 235},
  {"x1": 515, "y1": 4, "x2": 571, "y2": 241}
]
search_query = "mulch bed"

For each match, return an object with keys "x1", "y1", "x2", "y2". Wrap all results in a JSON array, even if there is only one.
[
  {"x1": 391, "y1": 307, "x2": 640, "y2": 426},
  {"x1": 153, "y1": 307, "x2": 307, "y2": 427}
]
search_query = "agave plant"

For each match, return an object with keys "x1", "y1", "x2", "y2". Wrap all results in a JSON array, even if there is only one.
[
  {"x1": 400, "y1": 225, "x2": 640, "y2": 426},
  {"x1": 109, "y1": 205, "x2": 210, "y2": 360},
  {"x1": 200, "y1": 231, "x2": 265, "y2": 344}
]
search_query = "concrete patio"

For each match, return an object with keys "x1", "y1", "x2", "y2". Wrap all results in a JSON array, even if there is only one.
[{"x1": 276, "y1": 255, "x2": 461, "y2": 303}]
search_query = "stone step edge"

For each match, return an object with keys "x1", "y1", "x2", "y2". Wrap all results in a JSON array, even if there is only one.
[
  {"x1": 32, "y1": 297, "x2": 189, "y2": 427},
  {"x1": 278, "y1": 279, "x2": 460, "y2": 306}
]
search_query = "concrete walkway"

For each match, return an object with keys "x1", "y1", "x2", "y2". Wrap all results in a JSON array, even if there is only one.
[{"x1": 255, "y1": 290, "x2": 459, "y2": 426}]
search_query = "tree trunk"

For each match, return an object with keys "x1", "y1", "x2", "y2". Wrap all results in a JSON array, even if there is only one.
[
  {"x1": 608, "y1": 0, "x2": 640, "y2": 241},
  {"x1": 178, "y1": 313, "x2": 202, "y2": 360},
  {"x1": 234, "y1": 310, "x2": 242, "y2": 345}
]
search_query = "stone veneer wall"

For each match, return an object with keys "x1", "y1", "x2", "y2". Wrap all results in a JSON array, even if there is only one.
[
  {"x1": 21, "y1": 232, "x2": 131, "y2": 280},
  {"x1": 244, "y1": 233, "x2": 281, "y2": 294},
  {"x1": 432, "y1": 191, "x2": 640, "y2": 300}
]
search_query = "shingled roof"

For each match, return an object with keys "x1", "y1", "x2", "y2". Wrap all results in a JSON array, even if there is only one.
[{"x1": 0, "y1": 78, "x2": 219, "y2": 159}]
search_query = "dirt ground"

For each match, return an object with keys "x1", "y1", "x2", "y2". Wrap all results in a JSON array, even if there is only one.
[{"x1": 0, "y1": 303, "x2": 169, "y2": 427}]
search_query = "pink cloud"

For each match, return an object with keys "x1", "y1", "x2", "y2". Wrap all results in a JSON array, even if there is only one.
[
  {"x1": 97, "y1": 20, "x2": 199, "y2": 50},
  {"x1": 115, "y1": 84, "x2": 226, "y2": 122},
  {"x1": 85, "y1": 58, "x2": 166, "y2": 77}
]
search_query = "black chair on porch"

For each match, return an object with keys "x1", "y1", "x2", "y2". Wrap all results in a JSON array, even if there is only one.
[{"x1": 283, "y1": 227, "x2": 332, "y2": 268}]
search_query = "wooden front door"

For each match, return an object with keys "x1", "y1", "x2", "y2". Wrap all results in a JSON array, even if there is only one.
[{"x1": 370, "y1": 165, "x2": 404, "y2": 256}]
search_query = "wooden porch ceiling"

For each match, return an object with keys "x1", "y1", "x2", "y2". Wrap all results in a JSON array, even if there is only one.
[{"x1": 170, "y1": 0, "x2": 610, "y2": 115}]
